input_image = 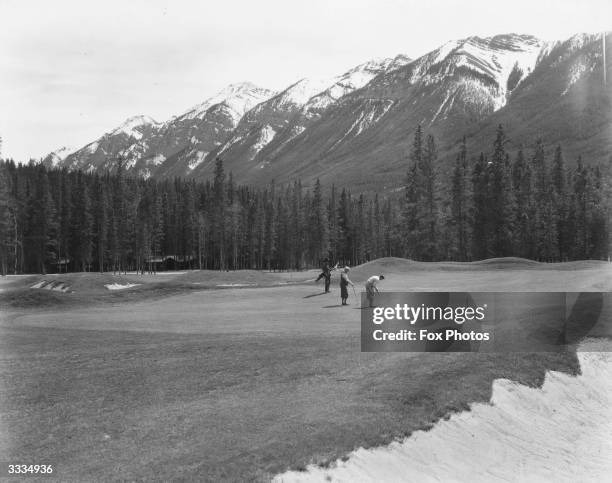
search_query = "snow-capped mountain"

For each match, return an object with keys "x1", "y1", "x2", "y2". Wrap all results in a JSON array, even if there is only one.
[
  {"x1": 193, "y1": 55, "x2": 412, "y2": 174},
  {"x1": 205, "y1": 32, "x2": 610, "y2": 190},
  {"x1": 45, "y1": 115, "x2": 161, "y2": 173},
  {"x1": 45, "y1": 32, "x2": 611, "y2": 192},
  {"x1": 176, "y1": 82, "x2": 275, "y2": 124},
  {"x1": 44, "y1": 146, "x2": 76, "y2": 167},
  {"x1": 45, "y1": 83, "x2": 275, "y2": 177},
  {"x1": 189, "y1": 34, "x2": 550, "y2": 185},
  {"x1": 304, "y1": 55, "x2": 410, "y2": 116},
  {"x1": 144, "y1": 82, "x2": 276, "y2": 177}
]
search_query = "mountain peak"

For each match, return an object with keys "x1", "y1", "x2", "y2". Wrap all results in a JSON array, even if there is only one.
[
  {"x1": 179, "y1": 82, "x2": 276, "y2": 123},
  {"x1": 44, "y1": 145, "x2": 76, "y2": 167},
  {"x1": 399, "y1": 33, "x2": 546, "y2": 111},
  {"x1": 110, "y1": 115, "x2": 159, "y2": 139},
  {"x1": 303, "y1": 55, "x2": 410, "y2": 114},
  {"x1": 274, "y1": 78, "x2": 336, "y2": 108}
]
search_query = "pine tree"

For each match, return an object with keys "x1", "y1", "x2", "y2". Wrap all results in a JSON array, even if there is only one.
[
  {"x1": 290, "y1": 180, "x2": 305, "y2": 269},
  {"x1": 551, "y1": 145, "x2": 569, "y2": 259},
  {"x1": 422, "y1": 134, "x2": 438, "y2": 259},
  {"x1": 403, "y1": 125, "x2": 426, "y2": 259},
  {"x1": 25, "y1": 167, "x2": 58, "y2": 273},
  {"x1": 337, "y1": 188, "x2": 353, "y2": 264},
  {"x1": 471, "y1": 153, "x2": 490, "y2": 259},
  {"x1": 73, "y1": 177, "x2": 94, "y2": 271},
  {"x1": 327, "y1": 184, "x2": 338, "y2": 263},
  {"x1": 532, "y1": 139, "x2": 558, "y2": 260},
  {"x1": 488, "y1": 125, "x2": 515, "y2": 257},
  {"x1": 450, "y1": 137, "x2": 471, "y2": 260},
  {"x1": 308, "y1": 179, "x2": 329, "y2": 265},
  {"x1": 0, "y1": 162, "x2": 14, "y2": 274},
  {"x1": 213, "y1": 157, "x2": 226, "y2": 270},
  {"x1": 512, "y1": 149, "x2": 535, "y2": 258},
  {"x1": 264, "y1": 181, "x2": 277, "y2": 270}
]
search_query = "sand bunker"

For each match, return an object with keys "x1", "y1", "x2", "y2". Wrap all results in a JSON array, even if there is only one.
[
  {"x1": 275, "y1": 339, "x2": 612, "y2": 482},
  {"x1": 30, "y1": 280, "x2": 71, "y2": 292},
  {"x1": 104, "y1": 283, "x2": 141, "y2": 290}
]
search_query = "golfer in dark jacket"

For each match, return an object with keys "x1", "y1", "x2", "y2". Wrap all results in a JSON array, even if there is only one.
[
  {"x1": 315, "y1": 258, "x2": 337, "y2": 293},
  {"x1": 340, "y1": 266, "x2": 355, "y2": 305}
]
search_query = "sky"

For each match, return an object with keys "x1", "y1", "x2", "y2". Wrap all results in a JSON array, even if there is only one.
[{"x1": 1, "y1": 0, "x2": 610, "y2": 161}]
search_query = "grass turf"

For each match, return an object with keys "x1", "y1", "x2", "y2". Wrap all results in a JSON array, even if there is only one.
[
  {"x1": 0, "y1": 258, "x2": 610, "y2": 480},
  {"x1": 0, "y1": 325, "x2": 579, "y2": 481}
]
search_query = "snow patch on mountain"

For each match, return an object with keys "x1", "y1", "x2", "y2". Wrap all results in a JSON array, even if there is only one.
[
  {"x1": 562, "y1": 57, "x2": 595, "y2": 95},
  {"x1": 304, "y1": 59, "x2": 389, "y2": 113},
  {"x1": 445, "y1": 36, "x2": 543, "y2": 109},
  {"x1": 179, "y1": 82, "x2": 275, "y2": 123},
  {"x1": 304, "y1": 56, "x2": 411, "y2": 115},
  {"x1": 250, "y1": 125, "x2": 276, "y2": 159},
  {"x1": 331, "y1": 99, "x2": 394, "y2": 149},
  {"x1": 86, "y1": 141, "x2": 99, "y2": 154},
  {"x1": 406, "y1": 35, "x2": 545, "y2": 110},
  {"x1": 111, "y1": 115, "x2": 158, "y2": 139},
  {"x1": 387, "y1": 53, "x2": 412, "y2": 71},
  {"x1": 188, "y1": 151, "x2": 208, "y2": 170},
  {"x1": 271, "y1": 78, "x2": 335, "y2": 110},
  {"x1": 430, "y1": 88, "x2": 458, "y2": 124},
  {"x1": 218, "y1": 134, "x2": 244, "y2": 156},
  {"x1": 149, "y1": 154, "x2": 166, "y2": 166},
  {"x1": 47, "y1": 146, "x2": 76, "y2": 167}
]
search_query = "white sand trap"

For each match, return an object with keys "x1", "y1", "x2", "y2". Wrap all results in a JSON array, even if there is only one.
[
  {"x1": 30, "y1": 280, "x2": 71, "y2": 292},
  {"x1": 275, "y1": 339, "x2": 612, "y2": 482},
  {"x1": 104, "y1": 283, "x2": 141, "y2": 290}
]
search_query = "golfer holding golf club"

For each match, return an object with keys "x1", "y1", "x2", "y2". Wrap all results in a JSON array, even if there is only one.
[
  {"x1": 315, "y1": 258, "x2": 338, "y2": 293},
  {"x1": 340, "y1": 266, "x2": 355, "y2": 305},
  {"x1": 365, "y1": 274, "x2": 385, "y2": 307}
]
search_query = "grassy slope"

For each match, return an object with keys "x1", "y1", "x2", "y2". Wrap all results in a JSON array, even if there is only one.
[{"x1": 0, "y1": 258, "x2": 610, "y2": 481}]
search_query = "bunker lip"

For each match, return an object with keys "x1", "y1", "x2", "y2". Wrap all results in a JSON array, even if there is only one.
[{"x1": 274, "y1": 338, "x2": 612, "y2": 482}]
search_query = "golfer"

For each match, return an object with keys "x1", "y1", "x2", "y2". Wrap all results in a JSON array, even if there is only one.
[
  {"x1": 340, "y1": 266, "x2": 355, "y2": 305},
  {"x1": 315, "y1": 258, "x2": 337, "y2": 293},
  {"x1": 365, "y1": 275, "x2": 385, "y2": 307}
]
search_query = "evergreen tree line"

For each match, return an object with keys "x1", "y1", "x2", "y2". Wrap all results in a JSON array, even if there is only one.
[
  {"x1": 0, "y1": 125, "x2": 610, "y2": 274},
  {"x1": 403, "y1": 125, "x2": 611, "y2": 262}
]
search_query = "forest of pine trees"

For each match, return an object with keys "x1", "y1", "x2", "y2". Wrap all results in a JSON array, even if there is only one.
[{"x1": 0, "y1": 125, "x2": 610, "y2": 275}]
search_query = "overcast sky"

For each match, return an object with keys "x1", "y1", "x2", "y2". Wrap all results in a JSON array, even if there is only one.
[{"x1": 1, "y1": 0, "x2": 610, "y2": 161}]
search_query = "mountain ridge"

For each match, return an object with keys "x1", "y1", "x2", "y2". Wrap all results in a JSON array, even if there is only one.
[{"x1": 43, "y1": 32, "x2": 611, "y2": 193}]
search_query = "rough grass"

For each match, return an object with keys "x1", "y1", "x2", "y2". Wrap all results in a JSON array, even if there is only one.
[
  {"x1": 0, "y1": 258, "x2": 610, "y2": 480},
  {"x1": 0, "y1": 325, "x2": 580, "y2": 482}
]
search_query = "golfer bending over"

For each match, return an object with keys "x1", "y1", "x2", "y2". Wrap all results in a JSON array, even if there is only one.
[
  {"x1": 365, "y1": 275, "x2": 385, "y2": 307},
  {"x1": 340, "y1": 266, "x2": 355, "y2": 305}
]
